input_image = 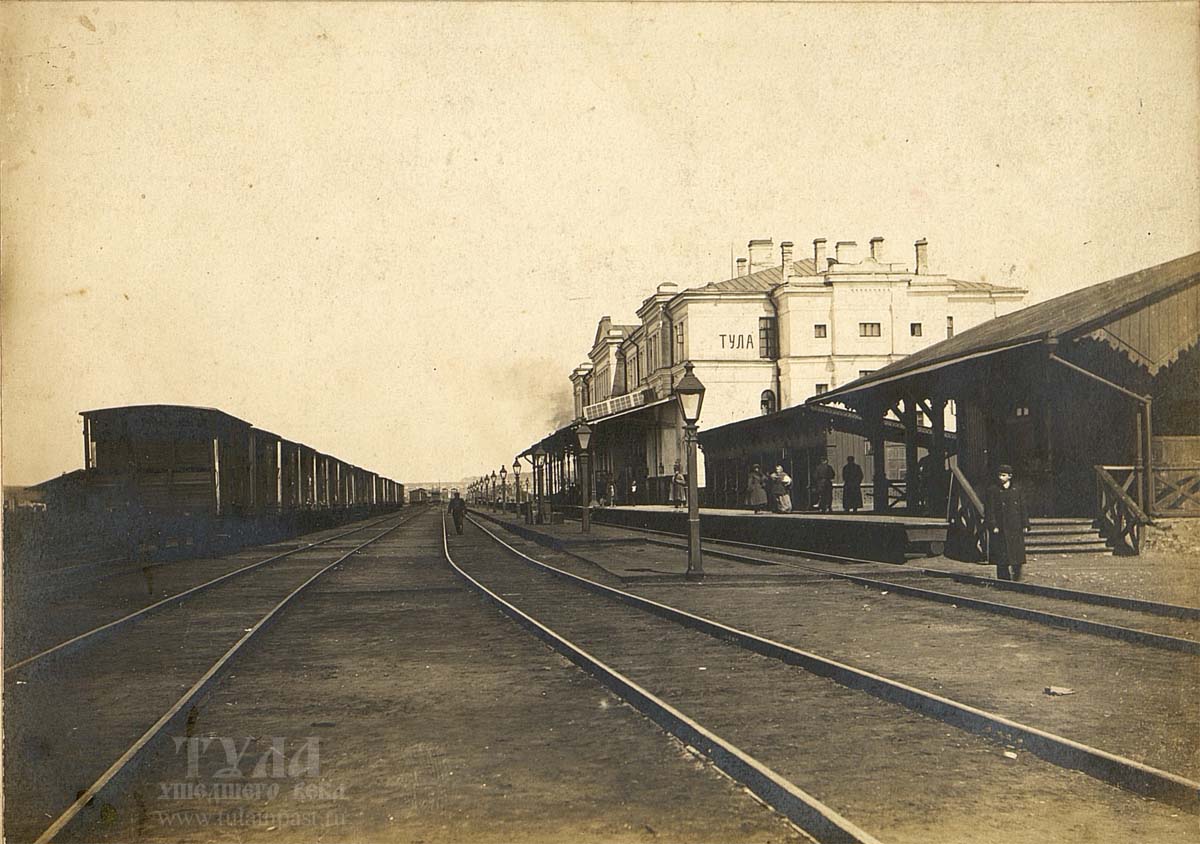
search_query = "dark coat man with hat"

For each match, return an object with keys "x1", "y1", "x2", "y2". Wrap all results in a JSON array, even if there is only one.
[
  {"x1": 448, "y1": 490, "x2": 467, "y2": 535},
  {"x1": 984, "y1": 465, "x2": 1030, "y2": 581}
]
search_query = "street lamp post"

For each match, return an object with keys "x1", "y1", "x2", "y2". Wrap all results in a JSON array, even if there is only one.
[
  {"x1": 500, "y1": 464, "x2": 508, "y2": 512},
  {"x1": 574, "y1": 420, "x2": 592, "y2": 533},
  {"x1": 512, "y1": 459, "x2": 521, "y2": 517},
  {"x1": 533, "y1": 444, "x2": 546, "y2": 524},
  {"x1": 674, "y1": 361, "x2": 706, "y2": 580}
]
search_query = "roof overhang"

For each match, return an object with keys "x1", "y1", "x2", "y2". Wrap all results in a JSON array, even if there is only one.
[{"x1": 807, "y1": 338, "x2": 1043, "y2": 405}]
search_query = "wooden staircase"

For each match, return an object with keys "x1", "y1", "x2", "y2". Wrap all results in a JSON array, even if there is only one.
[{"x1": 1025, "y1": 517, "x2": 1110, "y2": 555}]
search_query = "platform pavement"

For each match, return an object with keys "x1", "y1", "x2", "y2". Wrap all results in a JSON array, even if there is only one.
[
  {"x1": 72, "y1": 508, "x2": 803, "y2": 844},
  {"x1": 473, "y1": 504, "x2": 1200, "y2": 607}
]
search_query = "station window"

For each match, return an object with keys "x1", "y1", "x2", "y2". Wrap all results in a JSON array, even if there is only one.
[
  {"x1": 760, "y1": 389, "x2": 777, "y2": 415},
  {"x1": 759, "y1": 317, "x2": 778, "y2": 359},
  {"x1": 910, "y1": 322, "x2": 923, "y2": 337},
  {"x1": 859, "y1": 322, "x2": 882, "y2": 337},
  {"x1": 814, "y1": 323, "x2": 827, "y2": 338},
  {"x1": 815, "y1": 383, "x2": 829, "y2": 395},
  {"x1": 674, "y1": 322, "x2": 685, "y2": 364},
  {"x1": 1015, "y1": 406, "x2": 1031, "y2": 418},
  {"x1": 946, "y1": 316, "x2": 955, "y2": 338}
]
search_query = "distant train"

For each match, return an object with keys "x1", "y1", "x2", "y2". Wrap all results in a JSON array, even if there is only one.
[{"x1": 29, "y1": 404, "x2": 405, "y2": 557}]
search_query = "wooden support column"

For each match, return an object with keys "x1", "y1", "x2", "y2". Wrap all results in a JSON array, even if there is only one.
[
  {"x1": 1135, "y1": 409, "x2": 1145, "y2": 512},
  {"x1": 1143, "y1": 400, "x2": 1155, "y2": 516},
  {"x1": 866, "y1": 402, "x2": 888, "y2": 513},
  {"x1": 929, "y1": 396, "x2": 947, "y2": 515},
  {"x1": 902, "y1": 397, "x2": 920, "y2": 512}
]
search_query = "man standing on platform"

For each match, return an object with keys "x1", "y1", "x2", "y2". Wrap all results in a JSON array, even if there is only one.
[
  {"x1": 448, "y1": 489, "x2": 467, "y2": 535},
  {"x1": 842, "y1": 456, "x2": 864, "y2": 513},
  {"x1": 984, "y1": 465, "x2": 1030, "y2": 581},
  {"x1": 813, "y1": 456, "x2": 836, "y2": 513}
]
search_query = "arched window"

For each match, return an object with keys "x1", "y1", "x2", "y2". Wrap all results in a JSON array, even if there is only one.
[{"x1": 760, "y1": 389, "x2": 777, "y2": 415}]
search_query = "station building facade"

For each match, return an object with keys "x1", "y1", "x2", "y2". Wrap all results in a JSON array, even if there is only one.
[{"x1": 539, "y1": 237, "x2": 1026, "y2": 505}]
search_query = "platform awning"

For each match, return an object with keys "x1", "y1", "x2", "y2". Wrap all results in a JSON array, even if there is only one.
[{"x1": 589, "y1": 396, "x2": 673, "y2": 427}]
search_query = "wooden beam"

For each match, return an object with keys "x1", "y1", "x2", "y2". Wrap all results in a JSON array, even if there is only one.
[{"x1": 903, "y1": 398, "x2": 920, "y2": 511}]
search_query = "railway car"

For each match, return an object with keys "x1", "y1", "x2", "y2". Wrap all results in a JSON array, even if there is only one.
[{"x1": 74, "y1": 404, "x2": 404, "y2": 557}]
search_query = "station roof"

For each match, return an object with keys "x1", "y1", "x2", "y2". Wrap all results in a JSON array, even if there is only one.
[
  {"x1": 809, "y1": 250, "x2": 1200, "y2": 404},
  {"x1": 692, "y1": 258, "x2": 1025, "y2": 296}
]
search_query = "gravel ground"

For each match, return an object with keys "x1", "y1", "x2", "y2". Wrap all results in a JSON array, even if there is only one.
[
  {"x1": 68, "y1": 510, "x2": 804, "y2": 844},
  {"x1": 474, "y1": 512, "x2": 1200, "y2": 782},
  {"x1": 449, "y1": 517, "x2": 1197, "y2": 844}
]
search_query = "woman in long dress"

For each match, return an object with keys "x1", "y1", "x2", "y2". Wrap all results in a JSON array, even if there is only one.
[
  {"x1": 670, "y1": 463, "x2": 687, "y2": 509},
  {"x1": 770, "y1": 465, "x2": 793, "y2": 512},
  {"x1": 746, "y1": 464, "x2": 769, "y2": 513}
]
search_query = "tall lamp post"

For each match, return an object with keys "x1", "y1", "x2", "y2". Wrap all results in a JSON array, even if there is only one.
[
  {"x1": 674, "y1": 361, "x2": 706, "y2": 580},
  {"x1": 500, "y1": 464, "x2": 508, "y2": 512},
  {"x1": 533, "y1": 444, "x2": 546, "y2": 524},
  {"x1": 489, "y1": 470, "x2": 495, "y2": 510},
  {"x1": 513, "y1": 459, "x2": 522, "y2": 517},
  {"x1": 574, "y1": 420, "x2": 592, "y2": 533}
]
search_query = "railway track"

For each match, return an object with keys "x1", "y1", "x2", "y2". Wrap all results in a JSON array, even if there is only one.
[
  {"x1": 4, "y1": 511, "x2": 417, "y2": 673},
  {"x1": 511, "y1": 514, "x2": 1200, "y2": 654},
  {"x1": 3, "y1": 509, "x2": 421, "y2": 844},
  {"x1": 448, "y1": 513, "x2": 1198, "y2": 844}
]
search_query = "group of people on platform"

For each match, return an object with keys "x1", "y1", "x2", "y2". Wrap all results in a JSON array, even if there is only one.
[
  {"x1": 744, "y1": 457, "x2": 865, "y2": 514},
  {"x1": 744, "y1": 464, "x2": 796, "y2": 514},
  {"x1": 450, "y1": 461, "x2": 1029, "y2": 583}
]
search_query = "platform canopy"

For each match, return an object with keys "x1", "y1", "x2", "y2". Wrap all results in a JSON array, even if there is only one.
[{"x1": 807, "y1": 250, "x2": 1200, "y2": 521}]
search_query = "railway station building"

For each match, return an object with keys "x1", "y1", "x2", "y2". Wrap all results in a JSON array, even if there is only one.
[{"x1": 524, "y1": 237, "x2": 1026, "y2": 506}]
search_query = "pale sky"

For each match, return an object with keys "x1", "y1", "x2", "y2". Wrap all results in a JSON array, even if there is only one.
[{"x1": 3, "y1": 2, "x2": 1198, "y2": 486}]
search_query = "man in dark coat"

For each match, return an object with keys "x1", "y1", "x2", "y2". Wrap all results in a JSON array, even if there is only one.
[
  {"x1": 447, "y1": 489, "x2": 467, "y2": 535},
  {"x1": 813, "y1": 457, "x2": 836, "y2": 513},
  {"x1": 984, "y1": 465, "x2": 1030, "y2": 581},
  {"x1": 841, "y1": 456, "x2": 864, "y2": 513}
]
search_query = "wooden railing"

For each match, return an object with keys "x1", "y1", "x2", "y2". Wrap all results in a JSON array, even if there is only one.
[
  {"x1": 1094, "y1": 465, "x2": 1151, "y2": 554},
  {"x1": 947, "y1": 463, "x2": 987, "y2": 561},
  {"x1": 1098, "y1": 464, "x2": 1200, "y2": 517}
]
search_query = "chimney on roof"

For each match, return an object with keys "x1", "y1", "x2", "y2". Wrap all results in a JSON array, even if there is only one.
[
  {"x1": 748, "y1": 238, "x2": 774, "y2": 274},
  {"x1": 869, "y1": 237, "x2": 884, "y2": 262},
  {"x1": 813, "y1": 238, "x2": 827, "y2": 271},
  {"x1": 736, "y1": 258, "x2": 748, "y2": 277},
  {"x1": 915, "y1": 238, "x2": 929, "y2": 275},
  {"x1": 835, "y1": 240, "x2": 858, "y2": 264},
  {"x1": 780, "y1": 241, "x2": 794, "y2": 283}
]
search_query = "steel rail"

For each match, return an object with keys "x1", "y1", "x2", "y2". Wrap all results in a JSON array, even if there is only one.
[
  {"x1": 444, "y1": 516, "x2": 884, "y2": 844},
  {"x1": 566, "y1": 514, "x2": 1200, "y2": 618},
  {"x1": 465, "y1": 514, "x2": 1200, "y2": 812},
  {"x1": 6, "y1": 511, "x2": 416, "y2": 673},
  {"x1": 647, "y1": 540, "x2": 1200, "y2": 656},
  {"x1": 516, "y1": 513, "x2": 1200, "y2": 645},
  {"x1": 32, "y1": 511, "x2": 414, "y2": 844}
]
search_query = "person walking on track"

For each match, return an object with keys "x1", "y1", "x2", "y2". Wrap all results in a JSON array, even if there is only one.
[
  {"x1": 984, "y1": 464, "x2": 1030, "y2": 581},
  {"x1": 746, "y1": 464, "x2": 769, "y2": 513},
  {"x1": 448, "y1": 489, "x2": 467, "y2": 535},
  {"x1": 842, "y1": 456, "x2": 864, "y2": 513}
]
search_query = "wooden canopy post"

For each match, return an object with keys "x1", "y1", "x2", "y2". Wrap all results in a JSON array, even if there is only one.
[
  {"x1": 1143, "y1": 399, "x2": 1155, "y2": 516},
  {"x1": 864, "y1": 400, "x2": 888, "y2": 513},
  {"x1": 902, "y1": 397, "x2": 920, "y2": 512},
  {"x1": 928, "y1": 396, "x2": 948, "y2": 515}
]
